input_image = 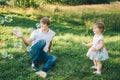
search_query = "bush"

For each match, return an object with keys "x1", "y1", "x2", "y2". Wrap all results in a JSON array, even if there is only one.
[
  {"x1": 0, "y1": 0, "x2": 8, "y2": 5},
  {"x1": 0, "y1": 0, "x2": 46, "y2": 8},
  {"x1": 45, "y1": 0, "x2": 118, "y2": 5},
  {"x1": 0, "y1": 0, "x2": 119, "y2": 7},
  {"x1": 81, "y1": 12, "x2": 120, "y2": 31}
]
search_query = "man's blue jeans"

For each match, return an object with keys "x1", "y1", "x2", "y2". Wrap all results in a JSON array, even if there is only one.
[{"x1": 29, "y1": 40, "x2": 56, "y2": 72}]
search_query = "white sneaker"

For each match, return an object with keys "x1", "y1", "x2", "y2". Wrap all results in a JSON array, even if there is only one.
[
  {"x1": 36, "y1": 71, "x2": 47, "y2": 78},
  {"x1": 93, "y1": 71, "x2": 101, "y2": 76},
  {"x1": 90, "y1": 66, "x2": 97, "y2": 69},
  {"x1": 31, "y1": 63, "x2": 38, "y2": 71}
]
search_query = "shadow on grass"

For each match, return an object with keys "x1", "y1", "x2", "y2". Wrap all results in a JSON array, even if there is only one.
[
  {"x1": 2, "y1": 16, "x2": 38, "y2": 28},
  {"x1": 51, "y1": 39, "x2": 120, "y2": 79},
  {"x1": 0, "y1": 36, "x2": 120, "y2": 80},
  {"x1": 102, "y1": 40, "x2": 120, "y2": 79},
  {"x1": 1, "y1": 13, "x2": 120, "y2": 37},
  {"x1": 52, "y1": 22, "x2": 120, "y2": 37},
  {"x1": 106, "y1": 40, "x2": 120, "y2": 52}
]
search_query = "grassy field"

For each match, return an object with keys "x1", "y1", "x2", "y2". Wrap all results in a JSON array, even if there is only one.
[{"x1": 0, "y1": 2, "x2": 120, "y2": 80}]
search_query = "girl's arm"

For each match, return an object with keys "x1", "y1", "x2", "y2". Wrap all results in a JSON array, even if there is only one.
[
  {"x1": 92, "y1": 40, "x2": 104, "y2": 51},
  {"x1": 86, "y1": 42, "x2": 93, "y2": 47}
]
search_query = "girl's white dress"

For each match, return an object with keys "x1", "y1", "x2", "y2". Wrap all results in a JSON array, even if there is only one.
[{"x1": 86, "y1": 34, "x2": 109, "y2": 61}]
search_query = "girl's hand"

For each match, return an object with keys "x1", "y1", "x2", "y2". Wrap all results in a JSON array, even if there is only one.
[
  {"x1": 91, "y1": 40, "x2": 104, "y2": 52},
  {"x1": 91, "y1": 47, "x2": 97, "y2": 51},
  {"x1": 86, "y1": 42, "x2": 93, "y2": 47}
]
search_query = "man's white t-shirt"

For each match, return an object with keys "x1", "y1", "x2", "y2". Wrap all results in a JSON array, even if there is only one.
[{"x1": 30, "y1": 28, "x2": 55, "y2": 52}]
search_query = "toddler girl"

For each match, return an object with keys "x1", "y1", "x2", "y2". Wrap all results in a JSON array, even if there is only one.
[{"x1": 86, "y1": 22, "x2": 109, "y2": 75}]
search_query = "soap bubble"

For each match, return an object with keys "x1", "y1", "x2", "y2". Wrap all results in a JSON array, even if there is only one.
[
  {"x1": 27, "y1": 46, "x2": 31, "y2": 52},
  {"x1": 14, "y1": 42, "x2": 22, "y2": 50},
  {"x1": 2, "y1": 51, "x2": 8, "y2": 58},
  {"x1": 5, "y1": 15, "x2": 13, "y2": 22},
  {"x1": 0, "y1": 41, "x2": 6, "y2": 47},
  {"x1": 36, "y1": 23, "x2": 41, "y2": 29},
  {"x1": 13, "y1": 27, "x2": 21, "y2": 32},
  {"x1": 0, "y1": 16, "x2": 4, "y2": 24},
  {"x1": 13, "y1": 27, "x2": 22, "y2": 36},
  {"x1": 7, "y1": 54, "x2": 14, "y2": 59},
  {"x1": 28, "y1": 27, "x2": 35, "y2": 33},
  {"x1": 82, "y1": 42, "x2": 86, "y2": 46}
]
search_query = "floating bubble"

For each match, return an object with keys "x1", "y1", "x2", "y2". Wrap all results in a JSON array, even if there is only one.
[
  {"x1": 27, "y1": 46, "x2": 31, "y2": 52},
  {"x1": 13, "y1": 27, "x2": 22, "y2": 36},
  {"x1": 0, "y1": 41, "x2": 7, "y2": 47},
  {"x1": 82, "y1": 42, "x2": 86, "y2": 46},
  {"x1": 23, "y1": 53, "x2": 27, "y2": 57},
  {"x1": 5, "y1": 15, "x2": 13, "y2": 23},
  {"x1": 79, "y1": 11, "x2": 83, "y2": 16},
  {"x1": 13, "y1": 27, "x2": 21, "y2": 32},
  {"x1": 2, "y1": 51, "x2": 8, "y2": 58},
  {"x1": 28, "y1": 27, "x2": 35, "y2": 33},
  {"x1": 7, "y1": 54, "x2": 13, "y2": 59},
  {"x1": 14, "y1": 42, "x2": 22, "y2": 50},
  {"x1": 36, "y1": 23, "x2": 41, "y2": 29},
  {"x1": 0, "y1": 16, "x2": 4, "y2": 24}
]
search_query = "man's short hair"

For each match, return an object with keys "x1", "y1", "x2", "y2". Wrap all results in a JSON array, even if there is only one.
[{"x1": 40, "y1": 17, "x2": 50, "y2": 26}]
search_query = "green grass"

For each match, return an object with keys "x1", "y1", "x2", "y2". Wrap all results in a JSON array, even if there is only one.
[{"x1": 0, "y1": 3, "x2": 120, "y2": 80}]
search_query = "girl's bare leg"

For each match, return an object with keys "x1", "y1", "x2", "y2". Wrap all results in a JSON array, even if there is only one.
[
  {"x1": 93, "y1": 60, "x2": 97, "y2": 67},
  {"x1": 96, "y1": 61, "x2": 102, "y2": 73}
]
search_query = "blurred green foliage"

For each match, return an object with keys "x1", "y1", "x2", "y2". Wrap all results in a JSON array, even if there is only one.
[{"x1": 0, "y1": 0, "x2": 119, "y2": 7}]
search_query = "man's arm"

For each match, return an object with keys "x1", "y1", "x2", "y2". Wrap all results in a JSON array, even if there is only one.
[
  {"x1": 47, "y1": 40, "x2": 53, "y2": 52},
  {"x1": 13, "y1": 31, "x2": 33, "y2": 46},
  {"x1": 21, "y1": 36, "x2": 33, "y2": 46}
]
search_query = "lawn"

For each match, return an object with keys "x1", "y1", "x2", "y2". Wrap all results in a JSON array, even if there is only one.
[{"x1": 0, "y1": 3, "x2": 120, "y2": 80}]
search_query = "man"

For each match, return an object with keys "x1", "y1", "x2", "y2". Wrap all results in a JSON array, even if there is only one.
[{"x1": 14, "y1": 17, "x2": 56, "y2": 78}]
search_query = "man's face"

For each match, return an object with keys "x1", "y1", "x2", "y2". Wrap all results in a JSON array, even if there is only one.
[{"x1": 40, "y1": 23, "x2": 47, "y2": 30}]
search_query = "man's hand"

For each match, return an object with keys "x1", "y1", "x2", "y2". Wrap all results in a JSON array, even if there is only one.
[
  {"x1": 13, "y1": 31, "x2": 23, "y2": 38},
  {"x1": 13, "y1": 27, "x2": 32, "y2": 46},
  {"x1": 13, "y1": 28, "x2": 23, "y2": 38}
]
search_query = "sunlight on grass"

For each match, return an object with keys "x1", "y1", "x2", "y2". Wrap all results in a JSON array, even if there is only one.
[{"x1": 0, "y1": 3, "x2": 120, "y2": 80}]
